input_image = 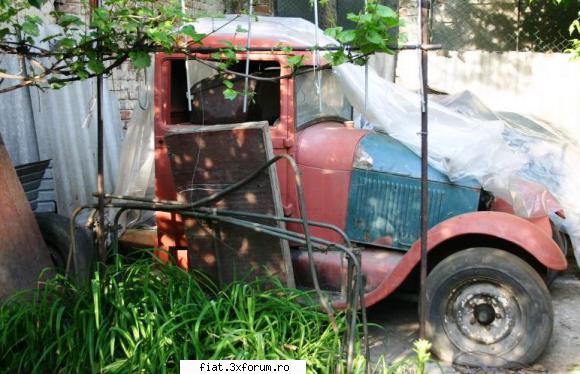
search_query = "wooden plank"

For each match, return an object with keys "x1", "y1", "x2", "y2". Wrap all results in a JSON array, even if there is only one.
[{"x1": 164, "y1": 121, "x2": 294, "y2": 287}]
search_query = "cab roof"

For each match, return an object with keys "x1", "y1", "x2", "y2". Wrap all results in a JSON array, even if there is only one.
[{"x1": 190, "y1": 15, "x2": 338, "y2": 50}]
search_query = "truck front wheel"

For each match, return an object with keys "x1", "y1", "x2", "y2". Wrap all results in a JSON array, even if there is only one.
[{"x1": 426, "y1": 247, "x2": 553, "y2": 368}]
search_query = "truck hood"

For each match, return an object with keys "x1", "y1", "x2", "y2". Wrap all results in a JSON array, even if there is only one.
[{"x1": 355, "y1": 131, "x2": 481, "y2": 189}]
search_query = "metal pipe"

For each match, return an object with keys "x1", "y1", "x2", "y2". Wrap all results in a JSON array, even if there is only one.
[
  {"x1": 242, "y1": 0, "x2": 253, "y2": 113},
  {"x1": 66, "y1": 205, "x2": 94, "y2": 277},
  {"x1": 198, "y1": 206, "x2": 365, "y2": 371},
  {"x1": 98, "y1": 155, "x2": 294, "y2": 213},
  {"x1": 107, "y1": 201, "x2": 365, "y2": 370},
  {"x1": 111, "y1": 207, "x2": 129, "y2": 255},
  {"x1": 100, "y1": 153, "x2": 368, "y2": 372},
  {"x1": 181, "y1": 0, "x2": 193, "y2": 112},
  {"x1": 196, "y1": 209, "x2": 353, "y2": 248},
  {"x1": 182, "y1": 211, "x2": 365, "y2": 373},
  {"x1": 185, "y1": 44, "x2": 441, "y2": 54},
  {"x1": 95, "y1": 0, "x2": 106, "y2": 264},
  {"x1": 418, "y1": 0, "x2": 431, "y2": 339}
]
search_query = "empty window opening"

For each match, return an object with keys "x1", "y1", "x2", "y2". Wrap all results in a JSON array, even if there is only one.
[{"x1": 169, "y1": 59, "x2": 281, "y2": 126}]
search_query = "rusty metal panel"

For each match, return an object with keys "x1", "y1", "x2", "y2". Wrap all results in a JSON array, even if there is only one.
[
  {"x1": 164, "y1": 122, "x2": 294, "y2": 287},
  {"x1": 0, "y1": 136, "x2": 53, "y2": 301}
]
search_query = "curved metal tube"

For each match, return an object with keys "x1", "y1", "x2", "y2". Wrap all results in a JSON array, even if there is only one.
[
  {"x1": 100, "y1": 154, "x2": 368, "y2": 372},
  {"x1": 66, "y1": 206, "x2": 93, "y2": 277}
]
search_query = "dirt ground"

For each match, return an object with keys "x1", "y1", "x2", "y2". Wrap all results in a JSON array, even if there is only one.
[{"x1": 367, "y1": 269, "x2": 580, "y2": 373}]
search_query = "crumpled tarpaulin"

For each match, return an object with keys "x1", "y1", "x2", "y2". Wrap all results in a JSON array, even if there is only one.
[
  {"x1": 335, "y1": 63, "x2": 580, "y2": 267},
  {"x1": 113, "y1": 64, "x2": 155, "y2": 228}
]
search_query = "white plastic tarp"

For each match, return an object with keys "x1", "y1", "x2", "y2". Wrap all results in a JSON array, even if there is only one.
[
  {"x1": 334, "y1": 63, "x2": 580, "y2": 265},
  {"x1": 113, "y1": 65, "x2": 155, "y2": 227}
]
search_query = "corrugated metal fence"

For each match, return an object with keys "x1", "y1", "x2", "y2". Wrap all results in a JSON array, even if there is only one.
[{"x1": 0, "y1": 25, "x2": 123, "y2": 216}]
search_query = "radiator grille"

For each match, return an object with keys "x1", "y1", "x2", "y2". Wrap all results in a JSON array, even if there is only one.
[{"x1": 346, "y1": 169, "x2": 480, "y2": 250}]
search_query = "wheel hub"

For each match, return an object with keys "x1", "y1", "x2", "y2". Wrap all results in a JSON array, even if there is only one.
[
  {"x1": 450, "y1": 283, "x2": 518, "y2": 345},
  {"x1": 474, "y1": 303, "x2": 495, "y2": 325}
]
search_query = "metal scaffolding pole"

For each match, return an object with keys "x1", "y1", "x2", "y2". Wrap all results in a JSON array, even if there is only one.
[
  {"x1": 418, "y1": 0, "x2": 431, "y2": 339},
  {"x1": 95, "y1": 0, "x2": 106, "y2": 263}
]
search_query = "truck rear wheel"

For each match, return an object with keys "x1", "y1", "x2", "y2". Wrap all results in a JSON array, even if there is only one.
[{"x1": 426, "y1": 247, "x2": 553, "y2": 368}]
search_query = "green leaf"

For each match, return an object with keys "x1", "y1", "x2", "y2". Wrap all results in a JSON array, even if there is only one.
[
  {"x1": 326, "y1": 50, "x2": 347, "y2": 66},
  {"x1": 22, "y1": 15, "x2": 42, "y2": 36},
  {"x1": 366, "y1": 30, "x2": 384, "y2": 45},
  {"x1": 337, "y1": 30, "x2": 356, "y2": 43},
  {"x1": 222, "y1": 80, "x2": 234, "y2": 89},
  {"x1": 40, "y1": 33, "x2": 61, "y2": 43},
  {"x1": 27, "y1": 0, "x2": 44, "y2": 9},
  {"x1": 376, "y1": 5, "x2": 397, "y2": 19},
  {"x1": 219, "y1": 40, "x2": 234, "y2": 48},
  {"x1": 136, "y1": 7, "x2": 155, "y2": 17},
  {"x1": 279, "y1": 44, "x2": 293, "y2": 53},
  {"x1": 359, "y1": 14, "x2": 373, "y2": 24},
  {"x1": 58, "y1": 14, "x2": 84, "y2": 28},
  {"x1": 129, "y1": 51, "x2": 151, "y2": 69},
  {"x1": 87, "y1": 59, "x2": 105, "y2": 75},
  {"x1": 346, "y1": 13, "x2": 359, "y2": 22},
  {"x1": 48, "y1": 78, "x2": 65, "y2": 90},
  {"x1": 56, "y1": 37, "x2": 76, "y2": 49},
  {"x1": 181, "y1": 25, "x2": 206, "y2": 43},
  {"x1": 0, "y1": 28, "x2": 10, "y2": 40},
  {"x1": 324, "y1": 27, "x2": 343, "y2": 39},
  {"x1": 223, "y1": 88, "x2": 238, "y2": 101},
  {"x1": 76, "y1": 69, "x2": 90, "y2": 80},
  {"x1": 287, "y1": 55, "x2": 304, "y2": 68}
]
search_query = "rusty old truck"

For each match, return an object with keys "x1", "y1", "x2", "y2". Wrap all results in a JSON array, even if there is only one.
[{"x1": 140, "y1": 16, "x2": 570, "y2": 368}]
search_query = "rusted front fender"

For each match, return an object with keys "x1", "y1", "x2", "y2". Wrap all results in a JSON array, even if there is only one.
[{"x1": 361, "y1": 211, "x2": 567, "y2": 308}]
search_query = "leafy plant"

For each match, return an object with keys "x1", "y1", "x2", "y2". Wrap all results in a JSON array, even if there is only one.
[
  {"x1": 371, "y1": 339, "x2": 436, "y2": 374},
  {"x1": 0, "y1": 0, "x2": 202, "y2": 93},
  {"x1": 412, "y1": 339, "x2": 433, "y2": 374},
  {"x1": 566, "y1": 11, "x2": 580, "y2": 59},
  {"x1": 0, "y1": 254, "x2": 354, "y2": 373},
  {"x1": 533, "y1": 0, "x2": 580, "y2": 59},
  {"x1": 0, "y1": 0, "x2": 401, "y2": 96},
  {"x1": 324, "y1": 0, "x2": 400, "y2": 66}
]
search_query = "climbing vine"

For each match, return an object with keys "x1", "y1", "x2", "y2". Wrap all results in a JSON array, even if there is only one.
[
  {"x1": 0, "y1": 0, "x2": 401, "y2": 95},
  {"x1": 0, "y1": 0, "x2": 200, "y2": 92}
]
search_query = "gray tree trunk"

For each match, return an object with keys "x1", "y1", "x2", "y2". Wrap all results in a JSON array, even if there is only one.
[{"x1": 320, "y1": 0, "x2": 338, "y2": 29}]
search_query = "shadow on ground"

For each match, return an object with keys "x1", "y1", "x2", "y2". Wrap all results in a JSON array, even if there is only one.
[{"x1": 367, "y1": 272, "x2": 580, "y2": 373}]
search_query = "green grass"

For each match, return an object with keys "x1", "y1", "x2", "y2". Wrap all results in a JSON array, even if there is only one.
[{"x1": 0, "y1": 254, "x2": 355, "y2": 373}]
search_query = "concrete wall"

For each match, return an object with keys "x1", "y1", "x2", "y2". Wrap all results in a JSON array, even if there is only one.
[{"x1": 396, "y1": 50, "x2": 580, "y2": 137}]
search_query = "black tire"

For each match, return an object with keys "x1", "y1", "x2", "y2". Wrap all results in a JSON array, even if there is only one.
[
  {"x1": 34, "y1": 212, "x2": 96, "y2": 284},
  {"x1": 426, "y1": 247, "x2": 553, "y2": 368}
]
